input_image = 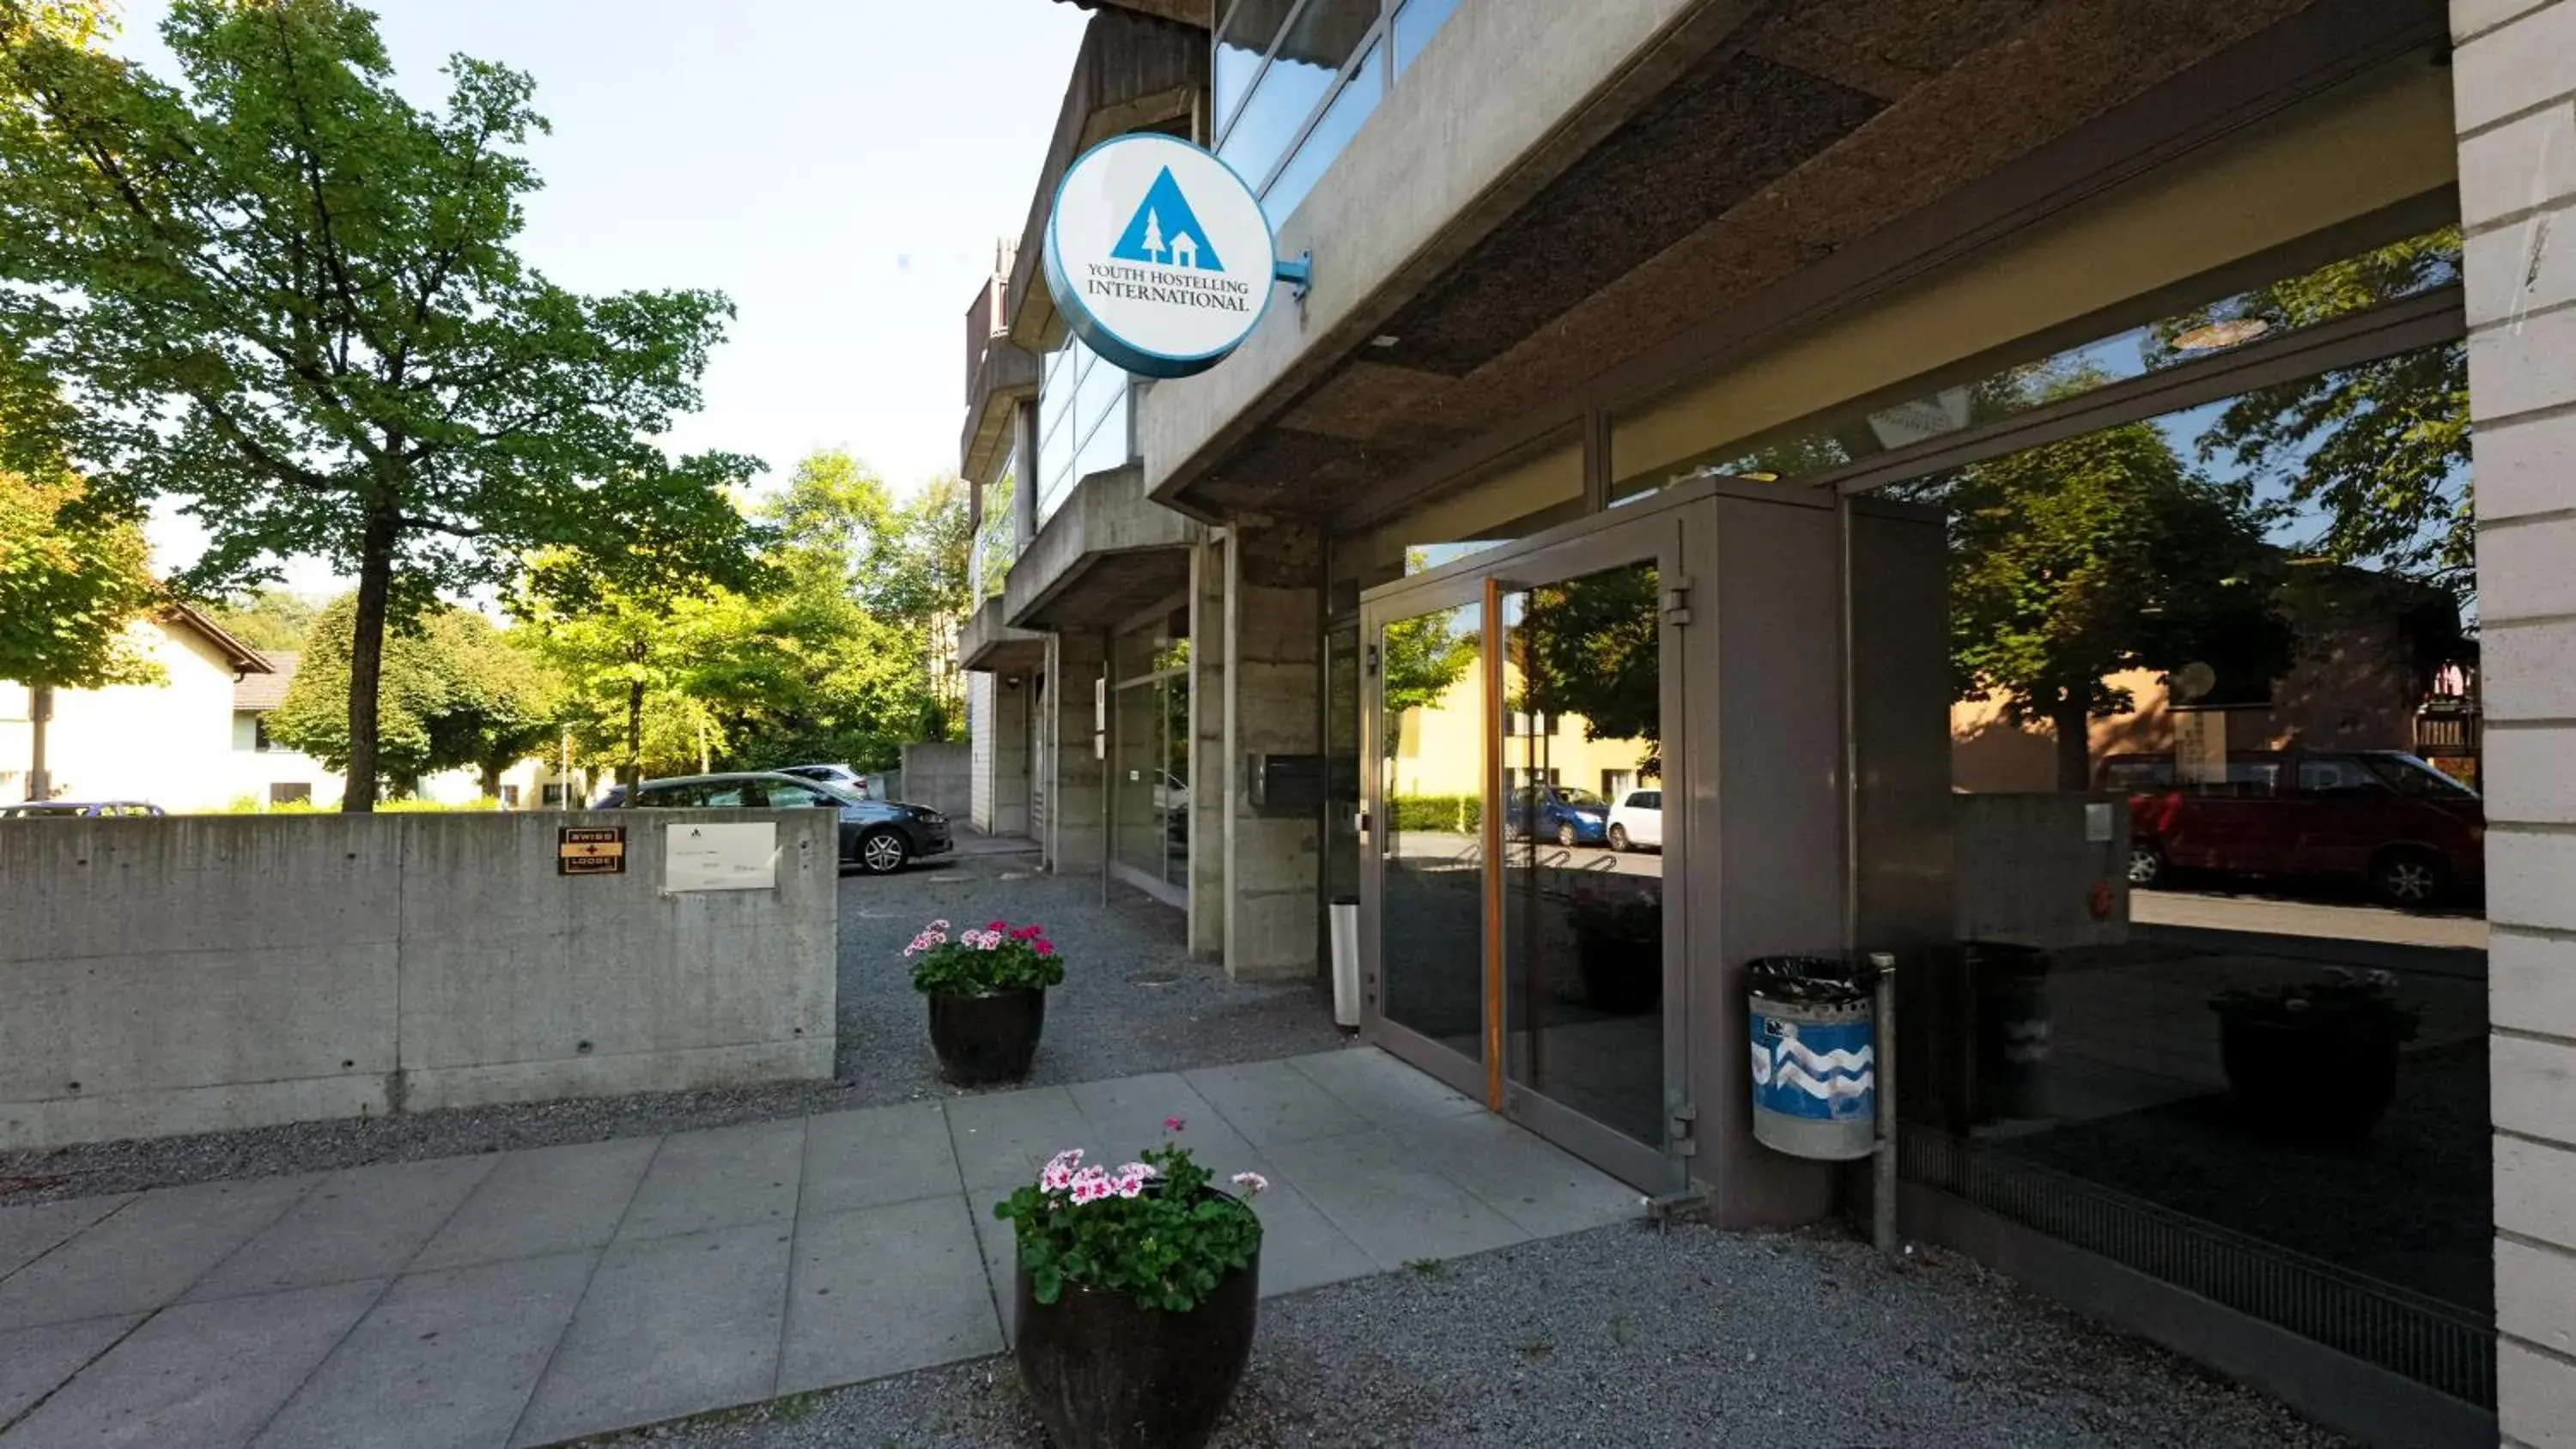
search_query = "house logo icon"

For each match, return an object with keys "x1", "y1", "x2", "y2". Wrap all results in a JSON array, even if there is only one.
[{"x1": 1111, "y1": 166, "x2": 1225, "y2": 272}]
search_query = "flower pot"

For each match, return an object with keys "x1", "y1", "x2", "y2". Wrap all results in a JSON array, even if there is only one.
[
  {"x1": 927, "y1": 986, "x2": 1046, "y2": 1085},
  {"x1": 1574, "y1": 932, "x2": 1660, "y2": 1015},
  {"x1": 1012, "y1": 1209, "x2": 1260, "y2": 1449},
  {"x1": 2216, "y1": 1014, "x2": 2402, "y2": 1143}
]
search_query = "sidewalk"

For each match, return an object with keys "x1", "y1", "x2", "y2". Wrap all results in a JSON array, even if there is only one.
[{"x1": 0, "y1": 1049, "x2": 1638, "y2": 1449}]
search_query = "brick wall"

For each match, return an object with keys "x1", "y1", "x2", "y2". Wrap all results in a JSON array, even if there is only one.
[{"x1": 2456, "y1": 0, "x2": 2576, "y2": 1440}]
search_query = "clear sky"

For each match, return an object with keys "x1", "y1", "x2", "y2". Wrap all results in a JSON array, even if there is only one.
[{"x1": 116, "y1": 0, "x2": 1091, "y2": 591}]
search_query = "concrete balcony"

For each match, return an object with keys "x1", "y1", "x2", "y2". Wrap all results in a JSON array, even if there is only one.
[
  {"x1": 960, "y1": 594, "x2": 1048, "y2": 676},
  {"x1": 960, "y1": 328, "x2": 1037, "y2": 486},
  {"x1": 1002, "y1": 463, "x2": 1198, "y2": 633}
]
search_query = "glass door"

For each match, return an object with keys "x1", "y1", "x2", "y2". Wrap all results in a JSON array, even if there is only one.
[{"x1": 1361, "y1": 513, "x2": 1685, "y2": 1192}]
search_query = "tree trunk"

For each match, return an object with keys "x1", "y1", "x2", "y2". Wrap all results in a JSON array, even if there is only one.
[
  {"x1": 341, "y1": 512, "x2": 400, "y2": 813},
  {"x1": 624, "y1": 679, "x2": 645, "y2": 787},
  {"x1": 479, "y1": 761, "x2": 502, "y2": 798},
  {"x1": 26, "y1": 684, "x2": 52, "y2": 801},
  {"x1": 2051, "y1": 694, "x2": 2093, "y2": 794}
]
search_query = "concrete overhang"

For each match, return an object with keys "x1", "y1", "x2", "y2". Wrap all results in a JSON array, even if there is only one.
[
  {"x1": 960, "y1": 336, "x2": 1038, "y2": 484},
  {"x1": 1137, "y1": 0, "x2": 2452, "y2": 525},
  {"x1": 1000, "y1": 463, "x2": 1200, "y2": 633},
  {"x1": 1005, "y1": 9, "x2": 1208, "y2": 355},
  {"x1": 961, "y1": 595, "x2": 1050, "y2": 676}
]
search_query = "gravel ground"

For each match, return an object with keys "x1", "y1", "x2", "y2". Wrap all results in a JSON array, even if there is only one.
[
  {"x1": 0, "y1": 847, "x2": 1345, "y2": 1204},
  {"x1": 583, "y1": 1222, "x2": 2347, "y2": 1449}
]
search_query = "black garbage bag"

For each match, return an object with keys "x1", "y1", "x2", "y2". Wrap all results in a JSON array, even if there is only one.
[{"x1": 1746, "y1": 954, "x2": 1876, "y2": 1006}]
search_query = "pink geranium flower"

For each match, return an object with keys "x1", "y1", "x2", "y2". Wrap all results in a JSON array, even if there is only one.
[{"x1": 1163, "y1": 1116, "x2": 1186, "y2": 1132}]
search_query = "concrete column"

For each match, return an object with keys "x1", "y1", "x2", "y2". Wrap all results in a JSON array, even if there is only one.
[
  {"x1": 1043, "y1": 631, "x2": 1107, "y2": 873},
  {"x1": 988, "y1": 673, "x2": 1031, "y2": 838},
  {"x1": 1222, "y1": 522, "x2": 1323, "y2": 982},
  {"x1": 1188, "y1": 535, "x2": 1228, "y2": 960},
  {"x1": 2454, "y1": 3, "x2": 2576, "y2": 1440}
]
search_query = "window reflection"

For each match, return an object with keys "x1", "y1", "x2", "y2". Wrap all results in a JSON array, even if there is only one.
[
  {"x1": 1213, "y1": 0, "x2": 1299, "y2": 136},
  {"x1": 1393, "y1": 0, "x2": 1462, "y2": 74},
  {"x1": 1615, "y1": 227, "x2": 2463, "y2": 501},
  {"x1": 1379, "y1": 598, "x2": 1485, "y2": 1061},
  {"x1": 1263, "y1": 39, "x2": 1383, "y2": 227},
  {"x1": 1856, "y1": 333, "x2": 2492, "y2": 1404}
]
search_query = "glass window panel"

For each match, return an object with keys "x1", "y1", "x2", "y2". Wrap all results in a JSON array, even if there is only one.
[
  {"x1": 1378, "y1": 597, "x2": 1484, "y2": 1061},
  {"x1": 1216, "y1": 0, "x2": 1380, "y2": 190},
  {"x1": 1073, "y1": 385, "x2": 1130, "y2": 481},
  {"x1": 1500, "y1": 560, "x2": 1666, "y2": 1149},
  {"x1": 1392, "y1": 0, "x2": 1462, "y2": 75},
  {"x1": 1856, "y1": 338, "x2": 2489, "y2": 1401},
  {"x1": 1039, "y1": 406, "x2": 1077, "y2": 524},
  {"x1": 1611, "y1": 227, "x2": 2463, "y2": 501},
  {"x1": 1214, "y1": 0, "x2": 1299, "y2": 137},
  {"x1": 1075, "y1": 345, "x2": 1126, "y2": 442},
  {"x1": 1262, "y1": 40, "x2": 1383, "y2": 227}
]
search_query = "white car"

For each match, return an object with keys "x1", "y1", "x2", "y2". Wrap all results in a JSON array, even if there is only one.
[{"x1": 1607, "y1": 789, "x2": 1662, "y2": 852}]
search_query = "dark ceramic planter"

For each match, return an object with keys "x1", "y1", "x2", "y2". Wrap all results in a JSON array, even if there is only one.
[
  {"x1": 927, "y1": 986, "x2": 1046, "y2": 1085},
  {"x1": 1575, "y1": 933, "x2": 1660, "y2": 1015},
  {"x1": 1012, "y1": 1211, "x2": 1260, "y2": 1449},
  {"x1": 2216, "y1": 1014, "x2": 2402, "y2": 1143}
]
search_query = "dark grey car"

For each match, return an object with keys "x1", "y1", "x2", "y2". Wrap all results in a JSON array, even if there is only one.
[{"x1": 623, "y1": 772, "x2": 952, "y2": 874}]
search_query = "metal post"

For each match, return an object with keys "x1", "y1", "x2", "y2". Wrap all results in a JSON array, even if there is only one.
[{"x1": 1871, "y1": 950, "x2": 1899, "y2": 1258}]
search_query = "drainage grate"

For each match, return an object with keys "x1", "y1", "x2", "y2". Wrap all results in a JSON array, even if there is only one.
[{"x1": 1902, "y1": 1128, "x2": 2495, "y2": 1409}]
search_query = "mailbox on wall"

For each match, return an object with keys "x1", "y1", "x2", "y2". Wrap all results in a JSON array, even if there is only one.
[{"x1": 1249, "y1": 753, "x2": 1323, "y2": 814}]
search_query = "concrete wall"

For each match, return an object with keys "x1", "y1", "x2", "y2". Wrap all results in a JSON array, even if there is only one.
[
  {"x1": 2455, "y1": 0, "x2": 2576, "y2": 1440},
  {"x1": 0, "y1": 811, "x2": 837, "y2": 1151},
  {"x1": 1222, "y1": 524, "x2": 1323, "y2": 982},
  {"x1": 898, "y1": 741, "x2": 973, "y2": 822},
  {"x1": 1044, "y1": 632, "x2": 1108, "y2": 872}
]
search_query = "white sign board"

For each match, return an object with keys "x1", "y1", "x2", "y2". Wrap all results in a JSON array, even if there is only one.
[
  {"x1": 1043, "y1": 133, "x2": 1279, "y2": 379},
  {"x1": 663, "y1": 822, "x2": 777, "y2": 893},
  {"x1": 1864, "y1": 387, "x2": 1973, "y2": 451}
]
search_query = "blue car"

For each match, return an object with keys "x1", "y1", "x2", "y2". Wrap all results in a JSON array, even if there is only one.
[{"x1": 1505, "y1": 784, "x2": 1612, "y2": 846}]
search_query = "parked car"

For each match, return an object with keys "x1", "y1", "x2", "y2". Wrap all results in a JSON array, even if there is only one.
[
  {"x1": 776, "y1": 762, "x2": 872, "y2": 797},
  {"x1": 1504, "y1": 784, "x2": 1612, "y2": 847},
  {"x1": 590, "y1": 784, "x2": 628, "y2": 809},
  {"x1": 1607, "y1": 788, "x2": 1662, "y2": 852},
  {"x1": 1, "y1": 800, "x2": 166, "y2": 818},
  {"x1": 2103, "y1": 749, "x2": 2482, "y2": 907},
  {"x1": 621, "y1": 771, "x2": 951, "y2": 875}
]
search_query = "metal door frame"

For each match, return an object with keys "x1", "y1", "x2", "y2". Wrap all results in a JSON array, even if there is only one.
[{"x1": 1358, "y1": 492, "x2": 1698, "y2": 1193}]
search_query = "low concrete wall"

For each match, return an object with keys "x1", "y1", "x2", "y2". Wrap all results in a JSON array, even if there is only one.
[
  {"x1": 898, "y1": 742, "x2": 972, "y2": 822},
  {"x1": 0, "y1": 810, "x2": 837, "y2": 1151}
]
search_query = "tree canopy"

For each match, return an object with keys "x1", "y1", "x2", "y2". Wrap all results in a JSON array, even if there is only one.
[
  {"x1": 1923, "y1": 409, "x2": 2292, "y2": 790},
  {"x1": 0, "y1": 419, "x2": 156, "y2": 696},
  {"x1": 0, "y1": 0, "x2": 758, "y2": 807},
  {"x1": 268, "y1": 594, "x2": 556, "y2": 796}
]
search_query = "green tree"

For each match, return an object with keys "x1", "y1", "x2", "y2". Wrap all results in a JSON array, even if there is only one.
[
  {"x1": 0, "y1": 428, "x2": 159, "y2": 797},
  {"x1": 0, "y1": 0, "x2": 758, "y2": 809},
  {"x1": 207, "y1": 587, "x2": 323, "y2": 653},
  {"x1": 269, "y1": 595, "x2": 554, "y2": 797},
  {"x1": 1511, "y1": 562, "x2": 1661, "y2": 775},
  {"x1": 1925, "y1": 417, "x2": 2293, "y2": 791},
  {"x1": 2165, "y1": 231, "x2": 2470, "y2": 594}
]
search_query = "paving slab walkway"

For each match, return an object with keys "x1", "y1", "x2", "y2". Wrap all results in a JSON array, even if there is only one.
[{"x1": 0, "y1": 1049, "x2": 1640, "y2": 1449}]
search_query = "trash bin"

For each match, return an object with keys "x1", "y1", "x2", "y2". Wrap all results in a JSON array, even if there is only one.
[
  {"x1": 1747, "y1": 955, "x2": 1880, "y2": 1161},
  {"x1": 1328, "y1": 896, "x2": 1361, "y2": 1031}
]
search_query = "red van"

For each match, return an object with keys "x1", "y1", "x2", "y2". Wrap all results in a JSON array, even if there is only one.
[{"x1": 2102, "y1": 749, "x2": 2483, "y2": 908}]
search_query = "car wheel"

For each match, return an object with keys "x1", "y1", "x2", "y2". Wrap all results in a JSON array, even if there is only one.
[
  {"x1": 2127, "y1": 842, "x2": 2165, "y2": 889},
  {"x1": 2370, "y1": 849, "x2": 2446, "y2": 909},
  {"x1": 858, "y1": 828, "x2": 909, "y2": 876},
  {"x1": 1557, "y1": 822, "x2": 1580, "y2": 849},
  {"x1": 1607, "y1": 824, "x2": 1631, "y2": 852}
]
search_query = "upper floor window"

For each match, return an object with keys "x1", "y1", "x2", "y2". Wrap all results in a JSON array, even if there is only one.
[
  {"x1": 1212, "y1": 0, "x2": 1466, "y2": 227},
  {"x1": 1036, "y1": 335, "x2": 1131, "y2": 529}
]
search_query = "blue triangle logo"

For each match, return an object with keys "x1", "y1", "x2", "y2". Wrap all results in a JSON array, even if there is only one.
[{"x1": 1110, "y1": 167, "x2": 1224, "y2": 271}]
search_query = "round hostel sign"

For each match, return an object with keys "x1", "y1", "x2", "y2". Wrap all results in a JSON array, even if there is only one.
[{"x1": 1043, "y1": 133, "x2": 1279, "y2": 379}]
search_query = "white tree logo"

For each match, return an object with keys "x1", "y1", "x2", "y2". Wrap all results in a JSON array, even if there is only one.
[{"x1": 1140, "y1": 209, "x2": 1165, "y2": 265}]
